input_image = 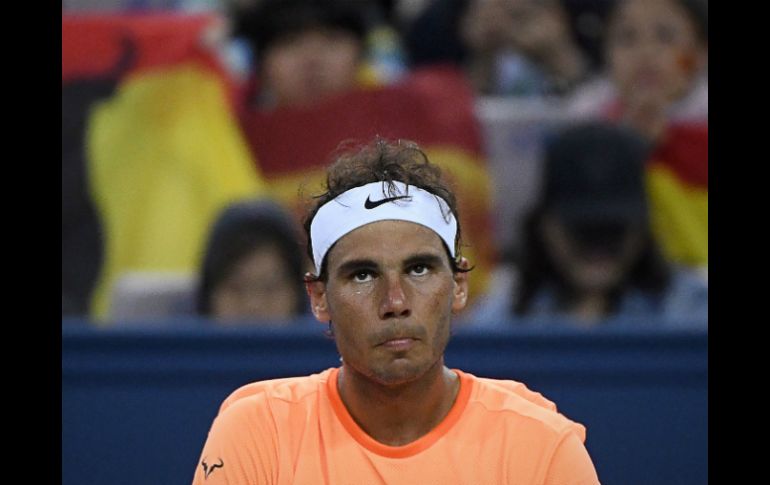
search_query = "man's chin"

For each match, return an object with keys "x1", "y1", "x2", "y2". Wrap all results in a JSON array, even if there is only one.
[{"x1": 368, "y1": 358, "x2": 439, "y2": 387}]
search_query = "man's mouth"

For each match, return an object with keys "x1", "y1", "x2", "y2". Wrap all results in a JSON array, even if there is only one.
[{"x1": 379, "y1": 337, "x2": 418, "y2": 351}]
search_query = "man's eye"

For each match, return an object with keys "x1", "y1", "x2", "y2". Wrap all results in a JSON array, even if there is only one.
[
  {"x1": 409, "y1": 264, "x2": 429, "y2": 276},
  {"x1": 352, "y1": 271, "x2": 374, "y2": 282}
]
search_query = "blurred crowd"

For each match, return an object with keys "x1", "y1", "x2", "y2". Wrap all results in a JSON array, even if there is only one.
[{"x1": 62, "y1": 0, "x2": 708, "y2": 329}]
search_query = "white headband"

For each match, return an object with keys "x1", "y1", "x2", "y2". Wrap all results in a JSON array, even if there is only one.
[{"x1": 310, "y1": 181, "x2": 457, "y2": 273}]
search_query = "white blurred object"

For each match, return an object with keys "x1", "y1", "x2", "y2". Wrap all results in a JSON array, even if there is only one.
[
  {"x1": 695, "y1": 265, "x2": 708, "y2": 284},
  {"x1": 109, "y1": 272, "x2": 197, "y2": 322},
  {"x1": 566, "y1": 73, "x2": 708, "y2": 123},
  {"x1": 475, "y1": 96, "x2": 577, "y2": 255}
]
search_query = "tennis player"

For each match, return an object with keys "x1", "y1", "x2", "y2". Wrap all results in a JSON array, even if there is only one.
[{"x1": 192, "y1": 138, "x2": 600, "y2": 484}]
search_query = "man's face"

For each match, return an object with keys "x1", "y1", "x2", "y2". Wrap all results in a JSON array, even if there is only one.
[
  {"x1": 211, "y1": 243, "x2": 299, "y2": 323},
  {"x1": 607, "y1": 0, "x2": 705, "y2": 106},
  {"x1": 308, "y1": 220, "x2": 468, "y2": 386},
  {"x1": 262, "y1": 27, "x2": 361, "y2": 108},
  {"x1": 540, "y1": 213, "x2": 645, "y2": 293},
  {"x1": 462, "y1": 0, "x2": 568, "y2": 55}
]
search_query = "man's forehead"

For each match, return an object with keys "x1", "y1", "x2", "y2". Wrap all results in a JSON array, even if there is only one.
[{"x1": 326, "y1": 220, "x2": 449, "y2": 268}]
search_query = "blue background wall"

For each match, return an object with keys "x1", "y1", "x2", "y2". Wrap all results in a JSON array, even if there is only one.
[{"x1": 62, "y1": 321, "x2": 707, "y2": 485}]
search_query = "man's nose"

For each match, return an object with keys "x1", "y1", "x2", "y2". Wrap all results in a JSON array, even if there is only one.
[{"x1": 379, "y1": 273, "x2": 411, "y2": 320}]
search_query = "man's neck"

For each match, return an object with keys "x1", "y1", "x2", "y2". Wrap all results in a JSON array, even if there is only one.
[{"x1": 337, "y1": 360, "x2": 460, "y2": 446}]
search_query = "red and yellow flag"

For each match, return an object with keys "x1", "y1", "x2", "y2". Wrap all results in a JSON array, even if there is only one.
[
  {"x1": 646, "y1": 122, "x2": 708, "y2": 267},
  {"x1": 63, "y1": 13, "x2": 266, "y2": 321}
]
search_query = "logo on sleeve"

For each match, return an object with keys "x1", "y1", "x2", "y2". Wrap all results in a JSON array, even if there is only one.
[
  {"x1": 364, "y1": 195, "x2": 413, "y2": 209},
  {"x1": 201, "y1": 457, "x2": 224, "y2": 479}
]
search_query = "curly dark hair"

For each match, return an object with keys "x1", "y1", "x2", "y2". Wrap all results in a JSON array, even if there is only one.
[
  {"x1": 232, "y1": 0, "x2": 369, "y2": 63},
  {"x1": 303, "y1": 137, "x2": 471, "y2": 280}
]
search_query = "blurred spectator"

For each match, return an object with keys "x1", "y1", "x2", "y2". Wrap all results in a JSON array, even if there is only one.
[
  {"x1": 196, "y1": 198, "x2": 310, "y2": 324},
  {"x1": 468, "y1": 122, "x2": 707, "y2": 327},
  {"x1": 569, "y1": 0, "x2": 707, "y2": 130},
  {"x1": 404, "y1": 0, "x2": 592, "y2": 97},
  {"x1": 567, "y1": 0, "x2": 708, "y2": 269},
  {"x1": 230, "y1": 0, "x2": 405, "y2": 110}
]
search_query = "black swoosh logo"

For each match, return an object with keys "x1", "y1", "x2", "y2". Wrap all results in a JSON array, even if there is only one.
[
  {"x1": 364, "y1": 195, "x2": 412, "y2": 209},
  {"x1": 201, "y1": 458, "x2": 224, "y2": 479}
]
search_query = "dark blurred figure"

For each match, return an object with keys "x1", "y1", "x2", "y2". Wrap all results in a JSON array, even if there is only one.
[
  {"x1": 231, "y1": 0, "x2": 401, "y2": 110},
  {"x1": 469, "y1": 121, "x2": 707, "y2": 326},
  {"x1": 62, "y1": 39, "x2": 135, "y2": 317},
  {"x1": 404, "y1": 0, "x2": 592, "y2": 96},
  {"x1": 568, "y1": 0, "x2": 708, "y2": 269},
  {"x1": 62, "y1": 83, "x2": 107, "y2": 317},
  {"x1": 196, "y1": 198, "x2": 310, "y2": 324}
]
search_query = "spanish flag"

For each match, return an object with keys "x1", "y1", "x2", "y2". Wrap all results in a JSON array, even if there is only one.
[
  {"x1": 63, "y1": 13, "x2": 266, "y2": 322},
  {"x1": 238, "y1": 65, "x2": 496, "y2": 301},
  {"x1": 646, "y1": 122, "x2": 708, "y2": 268}
]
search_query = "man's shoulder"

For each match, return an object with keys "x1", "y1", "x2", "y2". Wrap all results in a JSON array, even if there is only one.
[
  {"x1": 461, "y1": 371, "x2": 586, "y2": 441},
  {"x1": 219, "y1": 368, "x2": 335, "y2": 414}
]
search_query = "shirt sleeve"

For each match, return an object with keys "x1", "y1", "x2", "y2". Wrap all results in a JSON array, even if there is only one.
[
  {"x1": 191, "y1": 395, "x2": 280, "y2": 485},
  {"x1": 543, "y1": 429, "x2": 601, "y2": 485}
]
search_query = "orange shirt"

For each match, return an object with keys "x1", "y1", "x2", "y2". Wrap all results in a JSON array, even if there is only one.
[{"x1": 192, "y1": 368, "x2": 600, "y2": 484}]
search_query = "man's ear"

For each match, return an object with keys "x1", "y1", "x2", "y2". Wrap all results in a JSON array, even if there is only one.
[
  {"x1": 305, "y1": 273, "x2": 330, "y2": 322},
  {"x1": 451, "y1": 257, "x2": 469, "y2": 314}
]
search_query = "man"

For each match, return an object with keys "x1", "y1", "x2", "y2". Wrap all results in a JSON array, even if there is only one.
[
  {"x1": 192, "y1": 139, "x2": 600, "y2": 484},
  {"x1": 232, "y1": 0, "x2": 369, "y2": 110}
]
